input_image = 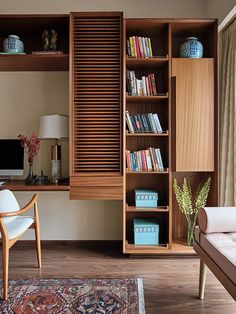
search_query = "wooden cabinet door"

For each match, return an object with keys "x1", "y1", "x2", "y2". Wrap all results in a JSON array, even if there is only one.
[
  {"x1": 172, "y1": 58, "x2": 214, "y2": 172},
  {"x1": 69, "y1": 12, "x2": 123, "y2": 199}
]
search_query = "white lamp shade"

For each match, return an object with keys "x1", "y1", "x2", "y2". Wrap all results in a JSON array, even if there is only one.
[{"x1": 39, "y1": 114, "x2": 69, "y2": 139}]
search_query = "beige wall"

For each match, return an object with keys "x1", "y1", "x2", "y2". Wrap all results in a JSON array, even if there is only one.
[
  {"x1": 206, "y1": 0, "x2": 236, "y2": 23},
  {"x1": 0, "y1": 0, "x2": 209, "y2": 240}
]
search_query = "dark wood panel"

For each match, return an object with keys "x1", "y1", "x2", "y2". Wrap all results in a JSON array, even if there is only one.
[{"x1": 70, "y1": 12, "x2": 123, "y2": 177}]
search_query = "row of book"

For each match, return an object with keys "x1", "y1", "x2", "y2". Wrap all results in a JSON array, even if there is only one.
[
  {"x1": 126, "y1": 111, "x2": 163, "y2": 133},
  {"x1": 127, "y1": 36, "x2": 153, "y2": 58},
  {"x1": 126, "y1": 147, "x2": 165, "y2": 172},
  {"x1": 127, "y1": 70, "x2": 158, "y2": 96}
]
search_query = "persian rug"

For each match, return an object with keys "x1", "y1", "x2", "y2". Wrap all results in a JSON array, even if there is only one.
[{"x1": 0, "y1": 278, "x2": 145, "y2": 314}]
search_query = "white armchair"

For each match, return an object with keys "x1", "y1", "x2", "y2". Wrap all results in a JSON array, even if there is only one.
[{"x1": 0, "y1": 189, "x2": 41, "y2": 300}]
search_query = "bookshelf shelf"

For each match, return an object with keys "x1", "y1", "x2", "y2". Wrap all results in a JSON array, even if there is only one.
[
  {"x1": 0, "y1": 54, "x2": 69, "y2": 71},
  {"x1": 126, "y1": 56, "x2": 168, "y2": 69},
  {"x1": 126, "y1": 95, "x2": 168, "y2": 102},
  {"x1": 126, "y1": 205, "x2": 169, "y2": 212},
  {"x1": 126, "y1": 170, "x2": 169, "y2": 174},
  {"x1": 126, "y1": 131, "x2": 168, "y2": 136}
]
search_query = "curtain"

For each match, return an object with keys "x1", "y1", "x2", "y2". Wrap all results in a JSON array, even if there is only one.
[{"x1": 220, "y1": 18, "x2": 236, "y2": 205}]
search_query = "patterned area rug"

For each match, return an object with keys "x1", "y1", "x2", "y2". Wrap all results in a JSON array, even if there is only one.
[{"x1": 0, "y1": 278, "x2": 145, "y2": 313}]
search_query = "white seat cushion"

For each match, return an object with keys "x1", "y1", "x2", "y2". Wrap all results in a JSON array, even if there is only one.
[{"x1": 0, "y1": 216, "x2": 34, "y2": 240}]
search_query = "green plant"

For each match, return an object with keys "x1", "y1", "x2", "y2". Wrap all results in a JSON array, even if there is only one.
[{"x1": 173, "y1": 177, "x2": 211, "y2": 246}]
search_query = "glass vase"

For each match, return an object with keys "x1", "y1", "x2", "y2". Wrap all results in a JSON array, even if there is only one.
[
  {"x1": 187, "y1": 223, "x2": 194, "y2": 246},
  {"x1": 25, "y1": 160, "x2": 34, "y2": 184}
]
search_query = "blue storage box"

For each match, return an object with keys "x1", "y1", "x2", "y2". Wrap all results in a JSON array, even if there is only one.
[
  {"x1": 135, "y1": 189, "x2": 158, "y2": 207},
  {"x1": 134, "y1": 218, "x2": 159, "y2": 245}
]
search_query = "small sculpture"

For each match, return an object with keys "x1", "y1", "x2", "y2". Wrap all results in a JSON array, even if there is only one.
[
  {"x1": 50, "y1": 29, "x2": 58, "y2": 51},
  {"x1": 42, "y1": 29, "x2": 50, "y2": 51}
]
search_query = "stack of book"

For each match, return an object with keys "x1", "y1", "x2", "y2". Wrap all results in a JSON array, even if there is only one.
[
  {"x1": 127, "y1": 36, "x2": 153, "y2": 58},
  {"x1": 127, "y1": 70, "x2": 158, "y2": 96},
  {"x1": 126, "y1": 111, "x2": 163, "y2": 133},
  {"x1": 126, "y1": 147, "x2": 164, "y2": 172}
]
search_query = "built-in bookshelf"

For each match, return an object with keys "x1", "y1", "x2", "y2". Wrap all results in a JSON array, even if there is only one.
[
  {"x1": 123, "y1": 19, "x2": 171, "y2": 254},
  {"x1": 123, "y1": 18, "x2": 218, "y2": 255}
]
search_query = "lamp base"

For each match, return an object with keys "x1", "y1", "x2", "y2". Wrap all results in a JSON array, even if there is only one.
[{"x1": 51, "y1": 144, "x2": 61, "y2": 183}]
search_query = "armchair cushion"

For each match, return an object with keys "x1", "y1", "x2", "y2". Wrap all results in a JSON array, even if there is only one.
[
  {"x1": 0, "y1": 190, "x2": 20, "y2": 223},
  {"x1": 0, "y1": 216, "x2": 34, "y2": 240},
  {"x1": 198, "y1": 207, "x2": 236, "y2": 233}
]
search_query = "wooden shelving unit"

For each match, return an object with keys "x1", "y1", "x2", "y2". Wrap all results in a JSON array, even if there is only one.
[
  {"x1": 123, "y1": 18, "x2": 218, "y2": 255},
  {"x1": 0, "y1": 14, "x2": 69, "y2": 71}
]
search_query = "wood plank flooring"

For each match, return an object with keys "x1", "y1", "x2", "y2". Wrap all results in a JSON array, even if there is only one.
[{"x1": 0, "y1": 242, "x2": 235, "y2": 314}]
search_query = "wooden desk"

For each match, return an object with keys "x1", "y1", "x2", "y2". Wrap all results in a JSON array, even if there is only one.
[{"x1": 0, "y1": 180, "x2": 70, "y2": 191}]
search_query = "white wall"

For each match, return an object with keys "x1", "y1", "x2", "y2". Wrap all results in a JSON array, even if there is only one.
[
  {"x1": 206, "y1": 0, "x2": 236, "y2": 23},
  {"x1": 0, "y1": 0, "x2": 208, "y2": 240}
]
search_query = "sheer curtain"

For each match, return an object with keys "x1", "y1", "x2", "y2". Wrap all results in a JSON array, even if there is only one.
[{"x1": 220, "y1": 18, "x2": 236, "y2": 205}]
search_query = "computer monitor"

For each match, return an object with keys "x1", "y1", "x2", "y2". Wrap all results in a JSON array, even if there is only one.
[{"x1": 0, "y1": 139, "x2": 24, "y2": 176}]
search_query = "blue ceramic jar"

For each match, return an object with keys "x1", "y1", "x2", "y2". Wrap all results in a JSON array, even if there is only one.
[
  {"x1": 180, "y1": 37, "x2": 203, "y2": 58},
  {"x1": 3, "y1": 35, "x2": 24, "y2": 54}
]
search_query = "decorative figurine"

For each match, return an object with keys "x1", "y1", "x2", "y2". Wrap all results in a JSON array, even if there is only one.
[
  {"x1": 50, "y1": 29, "x2": 58, "y2": 51},
  {"x1": 42, "y1": 29, "x2": 50, "y2": 51}
]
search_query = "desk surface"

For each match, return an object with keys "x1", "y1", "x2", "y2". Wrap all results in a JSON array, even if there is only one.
[{"x1": 0, "y1": 180, "x2": 70, "y2": 191}]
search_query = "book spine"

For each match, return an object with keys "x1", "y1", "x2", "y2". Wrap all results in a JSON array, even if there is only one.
[
  {"x1": 133, "y1": 36, "x2": 137, "y2": 57},
  {"x1": 145, "y1": 149, "x2": 153, "y2": 171},
  {"x1": 126, "y1": 150, "x2": 131, "y2": 171},
  {"x1": 130, "y1": 71, "x2": 137, "y2": 95},
  {"x1": 137, "y1": 114, "x2": 145, "y2": 132},
  {"x1": 149, "y1": 147, "x2": 159, "y2": 171},
  {"x1": 130, "y1": 152, "x2": 136, "y2": 171},
  {"x1": 148, "y1": 75, "x2": 153, "y2": 96},
  {"x1": 150, "y1": 73, "x2": 158, "y2": 95},
  {"x1": 156, "y1": 148, "x2": 164, "y2": 171},
  {"x1": 148, "y1": 113, "x2": 157, "y2": 133},
  {"x1": 126, "y1": 70, "x2": 131, "y2": 95},
  {"x1": 135, "y1": 36, "x2": 141, "y2": 58},
  {"x1": 134, "y1": 151, "x2": 140, "y2": 171},
  {"x1": 127, "y1": 39, "x2": 131, "y2": 57},
  {"x1": 138, "y1": 37, "x2": 144, "y2": 58},
  {"x1": 153, "y1": 113, "x2": 163, "y2": 133},
  {"x1": 145, "y1": 114, "x2": 152, "y2": 132},
  {"x1": 145, "y1": 37, "x2": 150, "y2": 57},
  {"x1": 142, "y1": 76, "x2": 147, "y2": 96},
  {"x1": 129, "y1": 37, "x2": 135, "y2": 57},
  {"x1": 141, "y1": 37, "x2": 147, "y2": 58},
  {"x1": 133, "y1": 115, "x2": 142, "y2": 132},
  {"x1": 125, "y1": 111, "x2": 135, "y2": 133},
  {"x1": 148, "y1": 37, "x2": 153, "y2": 57},
  {"x1": 141, "y1": 150, "x2": 148, "y2": 171},
  {"x1": 130, "y1": 116, "x2": 137, "y2": 132},
  {"x1": 141, "y1": 114, "x2": 149, "y2": 132},
  {"x1": 145, "y1": 77, "x2": 150, "y2": 96}
]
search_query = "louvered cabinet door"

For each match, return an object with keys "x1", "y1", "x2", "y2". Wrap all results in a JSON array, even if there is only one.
[{"x1": 70, "y1": 12, "x2": 123, "y2": 200}]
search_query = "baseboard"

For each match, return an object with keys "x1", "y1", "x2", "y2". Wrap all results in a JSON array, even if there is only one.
[{"x1": 15, "y1": 240, "x2": 122, "y2": 248}]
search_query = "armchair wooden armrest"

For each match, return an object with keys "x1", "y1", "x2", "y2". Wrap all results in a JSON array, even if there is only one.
[{"x1": 0, "y1": 194, "x2": 38, "y2": 218}]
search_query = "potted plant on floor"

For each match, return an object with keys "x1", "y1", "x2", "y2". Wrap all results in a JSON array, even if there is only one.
[{"x1": 173, "y1": 177, "x2": 211, "y2": 246}]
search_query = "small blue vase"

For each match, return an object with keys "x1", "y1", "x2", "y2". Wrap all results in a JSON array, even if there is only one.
[
  {"x1": 180, "y1": 37, "x2": 203, "y2": 58},
  {"x1": 3, "y1": 35, "x2": 24, "y2": 54}
]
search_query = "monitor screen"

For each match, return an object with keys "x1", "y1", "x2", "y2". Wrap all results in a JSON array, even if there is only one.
[{"x1": 0, "y1": 139, "x2": 24, "y2": 176}]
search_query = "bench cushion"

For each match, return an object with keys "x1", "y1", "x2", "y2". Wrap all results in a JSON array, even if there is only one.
[{"x1": 196, "y1": 227, "x2": 236, "y2": 285}]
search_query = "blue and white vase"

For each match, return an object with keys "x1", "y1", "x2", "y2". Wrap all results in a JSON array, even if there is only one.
[
  {"x1": 3, "y1": 35, "x2": 24, "y2": 54},
  {"x1": 180, "y1": 37, "x2": 203, "y2": 58}
]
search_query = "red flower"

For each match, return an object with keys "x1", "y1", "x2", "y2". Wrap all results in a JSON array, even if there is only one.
[{"x1": 18, "y1": 133, "x2": 41, "y2": 162}]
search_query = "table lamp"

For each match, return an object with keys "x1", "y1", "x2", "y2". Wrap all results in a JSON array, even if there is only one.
[{"x1": 39, "y1": 114, "x2": 69, "y2": 183}]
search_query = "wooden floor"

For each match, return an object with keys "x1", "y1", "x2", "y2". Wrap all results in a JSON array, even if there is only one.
[{"x1": 0, "y1": 242, "x2": 235, "y2": 314}]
